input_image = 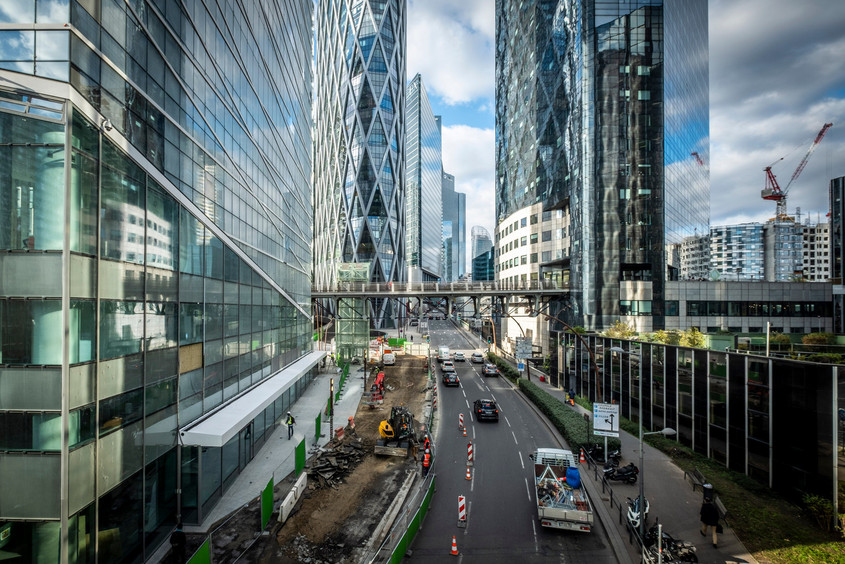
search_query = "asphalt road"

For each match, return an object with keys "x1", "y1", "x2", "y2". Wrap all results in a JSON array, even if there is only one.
[{"x1": 407, "y1": 319, "x2": 618, "y2": 563}]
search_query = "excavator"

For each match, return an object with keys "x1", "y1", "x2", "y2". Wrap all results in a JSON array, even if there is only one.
[{"x1": 375, "y1": 405, "x2": 417, "y2": 456}]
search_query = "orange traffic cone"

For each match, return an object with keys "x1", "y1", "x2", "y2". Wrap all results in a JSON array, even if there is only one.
[
  {"x1": 465, "y1": 467, "x2": 471, "y2": 480},
  {"x1": 462, "y1": 426, "x2": 467, "y2": 437},
  {"x1": 579, "y1": 448, "x2": 586, "y2": 464},
  {"x1": 450, "y1": 535, "x2": 459, "y2": 555}
]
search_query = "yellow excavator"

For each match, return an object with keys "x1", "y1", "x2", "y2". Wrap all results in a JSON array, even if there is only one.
[{"x1": 375, "y1": 405, "x2": 416, "y2": 456}]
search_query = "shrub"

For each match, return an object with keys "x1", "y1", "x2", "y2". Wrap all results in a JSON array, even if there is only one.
[
  {"x1": 519, "y1": 379, "x2": 620, "y2": 452},
  {"x1": 604, "y1": 320, "x2": 636, "y2": 339},
  {"x1": 803, "y1": 494, "x2": 836, "y2": 532}
]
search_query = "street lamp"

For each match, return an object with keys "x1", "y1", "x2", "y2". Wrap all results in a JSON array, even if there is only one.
[{"x1": 609, "y1": 346, "x2": 675, "y2": 538}]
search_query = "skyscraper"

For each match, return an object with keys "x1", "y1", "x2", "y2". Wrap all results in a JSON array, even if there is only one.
[
  {"x1": 406, "y1": 74, "x2": 443, "y2": 282},
  {"x1": 313, "y1": 0, "x2": 407, "y2": 289},
  {"x1": 441, "y1": 171, "x2": 466, "y2": 280},
  {"x1": 471, "y1": 226, "x2": 493, "y2": 262},
  {"x1": 0, "y1": 1, "x2": 315, "y2": 560},
  {"x1": 495, "y1": 0, "x2": 709, "y2": 332}
]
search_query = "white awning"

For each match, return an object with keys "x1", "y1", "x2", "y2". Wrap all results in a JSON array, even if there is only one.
[{"x1": 178, "y1": 350, "x2": 327, "y2": 447}]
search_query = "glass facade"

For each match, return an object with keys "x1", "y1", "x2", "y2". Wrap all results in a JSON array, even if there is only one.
[
  {"x1": 405, "y1": 74, "x2": 442, "y2": 281},
  {"x1": 710, "y1": 224, "x2": 765, "y2": 280},
  {"x1": 0, "y1": 0, "x2": 314, "y2": 561},
  {"x1": 564, "y1": 335, "x2": 843, "y2": 513},
  {"x1": 495, "y1": 0, "x2": 709, "y2": 330},
  {"x1": 313, "y1": 0, "x2": 407, "y2": 290},
  {"x1": 441, "y1": 171, "x2": 466, "y2": 281}
]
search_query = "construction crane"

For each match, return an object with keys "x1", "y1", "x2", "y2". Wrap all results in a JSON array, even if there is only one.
[{"x1": 761, "y1": 122, "x2": 833, "y2": 220}]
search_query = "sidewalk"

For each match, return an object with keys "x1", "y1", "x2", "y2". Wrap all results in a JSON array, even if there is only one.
[{"x1": 456, "y1": 321, "x2": 758, "y2": 563}]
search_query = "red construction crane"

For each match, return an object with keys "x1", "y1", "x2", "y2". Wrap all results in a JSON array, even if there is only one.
[{"x1": 761, "y1": 122, "x2": 833, "y2": 219}]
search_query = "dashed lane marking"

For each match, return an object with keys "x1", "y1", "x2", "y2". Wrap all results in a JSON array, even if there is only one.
[
  {"x1": 512, "y1": 430, "x2": 518, "y2": 445},
  {"x1": 504, "y1": 415, "x2": 512, "y2": 427},
  {"x1": 518, "y1": 450, "x2": 525, "y2": 470}
]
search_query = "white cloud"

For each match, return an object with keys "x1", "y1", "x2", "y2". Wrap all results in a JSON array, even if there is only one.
[
  {"x1": 709, "y1": 0, "x2": 845, "y2": 225},
  {"x1": 441, "y1": 124, "x2": 496, "y2": 252},
  {"x1": 407, "y1": 0, "x2": 495, "y2": 105}
]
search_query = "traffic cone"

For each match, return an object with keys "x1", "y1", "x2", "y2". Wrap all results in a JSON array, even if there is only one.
[
  {"x1": 465, "y1": 467, "x2": 471, "y2": 480},
  {"x1": 450, "y1": 535, "x2": 459, "y2": 555},
  {"x1": 579, "y1": 448, "x2": 586, "y2": 464},
  {"x1": 462, "y1": 426, "x2": 467, "y2": 437}
]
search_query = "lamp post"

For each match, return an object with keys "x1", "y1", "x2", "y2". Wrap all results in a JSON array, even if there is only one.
[{"x1": 609, "y1": 346, "x2": 675, "y2": 538}]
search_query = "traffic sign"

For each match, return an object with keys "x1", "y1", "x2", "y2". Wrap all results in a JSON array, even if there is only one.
[
  {"x1": 593, "y1": 403, "x2": 620, "y2": 437},
  {"x1": 517, "y1": 362, "x2": 525, "y2": 372}
]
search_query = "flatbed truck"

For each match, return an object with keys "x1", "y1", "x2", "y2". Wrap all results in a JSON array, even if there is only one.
[{"x1": 530, "y1": 447, "x2": 594, "y2": 532}]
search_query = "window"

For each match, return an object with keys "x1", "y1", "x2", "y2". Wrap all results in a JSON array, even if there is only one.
[
  {"x1": 530, "y1": 233, "x2": 538, "y2": 244},
  {"x1": 542, "y1": 230, "x2": 551, "y2": 242}
]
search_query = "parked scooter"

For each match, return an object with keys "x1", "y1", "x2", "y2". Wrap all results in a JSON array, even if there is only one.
[
  {"x1": 626, "y1": 496, "x2": 650, "y2": 530},
  {"x1": 603, "y1": 461, "x2": 639, "y2": 483},
  {"x1": 586, "y1": 443, "x2": 605, "y2": 462},
  {"x1": 606, "y1": 447, "x2": 621, "y2": 467},
  {"x1": 643, "y1": 521, "x2": 698, "y2": 562}
]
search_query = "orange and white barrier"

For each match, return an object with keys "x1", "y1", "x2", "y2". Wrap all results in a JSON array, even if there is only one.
[
  {"x1": 465, "y1": 467, "x2": 471, "y2": 480},
  {"x1": 467, "y1": 441, "x2": 474, "y2": 467},
  {"x1": 457, "y1": 495, "x2": 467, "y2": 527},
  {"x1": 458, "y1": 413, "x2": 464, "y2": 428},
  {"x1": 450, "y1": 535, "x2": 459, "y2": 556}
]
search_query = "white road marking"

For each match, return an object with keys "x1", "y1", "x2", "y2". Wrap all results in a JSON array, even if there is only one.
[
  {"x1": 518, "y1": 450, "x2": 525, "y2": 469},
  {"x1": 466, "y1": 500, "x2": 472, "y2": 534},
  {"x1": 465, "y1": 399, "x2": 470, "y2": 409},
  {"x1": 472, "y1": 426, "x2": 476, "y2": 440},
  {"x1": 504, "y1": 415, "x2": 512, "y2": 427},
  {"x1": 524, "y1": 477, "x2": 531, "y2": 501},
  {"x1": 532, "y1": 518, "x2": 539, "y2": 553},
  {"x1": 470, "y1": 468, "x2": 474, "y2": 492},
  {"x1": 491, "y1": 393, "x2": 498, "y2": 402},
  {"x1": 512, "y1": 430, "x2": 518, "y2": 445}
]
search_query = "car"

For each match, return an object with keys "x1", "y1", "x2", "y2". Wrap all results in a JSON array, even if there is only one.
[
  {"x1": 410, "y1": 319, "x2": 418, "y2": 326},
  {"x1": 471, "y1": 352, "x2": 485, "y2": 363},
  {"x1": 482, "y1": 363, "x2": 499, "y2": 377},
  {"x1": 442, "y1": 372, "x2": 460, "y2": 386},
  {"x1": 382, "y1": 352, "x2": 395, "y2": 365},
  {"x1": 441, "y1": 361, "x2": 456, "y2": 373},
  {"x1": 474, "y1": 399, "x2": 499, "y2": 421},
  {"x1": 454, "y1": 351, "x2": 465, "y2": 362}
]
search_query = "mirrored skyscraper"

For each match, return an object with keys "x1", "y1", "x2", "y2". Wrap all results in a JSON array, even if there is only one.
[
  {"x1": 496, "y1": 0, "x2": 709, "y2": 331},
  {"x1": 0, "y1": 1, "x2": 316, "y2": 560},
  {"x1": 314, "y1": 0, "x2": 407, "y2": 289}
]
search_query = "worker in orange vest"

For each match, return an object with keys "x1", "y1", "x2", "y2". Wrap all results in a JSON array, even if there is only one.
[{"x1": 422, "y1": 449, "x2": 431, "y2": 477}]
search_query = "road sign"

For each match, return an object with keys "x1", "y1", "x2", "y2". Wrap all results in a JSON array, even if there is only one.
[
  {"x1": 593, "y1": 403, "x2": 620, "y2": 437},
  {"x1": 517, "y1": 362, "x2": 525, "y2": 372},
  {"x1": 515, "y1": 337, "x2": 532, "y2": 359}
]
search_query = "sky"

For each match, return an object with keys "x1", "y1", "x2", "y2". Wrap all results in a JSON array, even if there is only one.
[{"x1": 405, "y1": 0, "x2": 845, "y2": 261}]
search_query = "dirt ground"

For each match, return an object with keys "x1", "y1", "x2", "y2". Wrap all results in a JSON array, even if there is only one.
[{"x1": 178, "y1": 354, "x2": 431, "y2": 564}]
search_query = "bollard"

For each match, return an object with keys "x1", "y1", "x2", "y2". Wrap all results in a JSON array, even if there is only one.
[
  {"x1": 467, "y1": 442, "x2": 474, "y2": 467},
  {"x1": 457, "y1": 495, "x2": 467, "y2": 527},
  {"x1": 458, "y1": 413, "x2": 464, "y2": 429}
]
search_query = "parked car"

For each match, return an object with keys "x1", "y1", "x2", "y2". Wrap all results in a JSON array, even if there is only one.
[
  {"x1": 482, "y1": 363, "x2": 499, "y2": 377},
  {"x1": 454, "y1": 351, "x2": 465, "y2": 362},
  {"x1": 471, "y1": 352, "x2": 484, "y2": 363},
  {"x1": 441, "y1": 361, "x2": 456, "y2": 373},
  {"x1": 442, "y1": 372, "x2": 460, "y2": 386},
  {"x1": 474, "y1": 398, "x2": 499, "y2": 421},
  {"x1": 382, "y1": 352, "x2": 395, "y2": 365}
]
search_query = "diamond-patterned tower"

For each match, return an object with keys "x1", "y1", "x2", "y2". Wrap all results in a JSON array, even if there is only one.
[{"x1": 314, "y1": 0, "x2": 407, "y2": 293}]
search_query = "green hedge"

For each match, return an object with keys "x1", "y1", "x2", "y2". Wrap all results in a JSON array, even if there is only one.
[{"x1": 519, "y1": 379, "x2": 621, "y2": 452}]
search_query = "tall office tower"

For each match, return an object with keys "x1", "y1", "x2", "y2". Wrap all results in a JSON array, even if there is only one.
[
  {"x1": 313, "y1": 0, "x2": 407, "y2": 291},
  {"x1": 441, "y1": 171, "x2": 466, "y2": 280},
  {"x1": 710, "y1": 224, "x2": 765, "y2": 281},
  {"x1": 680, "y1": 232, "x2": 711, "y2": 280},
  {"x1": 0, "y1": 0, "x2": 315, "y2": 560},
  {"x1": 405, "y1": 74, "x2": 443, "y2": 282},
  {"x1": 471, "y1": 226, "x2": 493, "y2": 262},
  {"x1": 495, "y1": 0, "x2": 709, "y2": 332}
]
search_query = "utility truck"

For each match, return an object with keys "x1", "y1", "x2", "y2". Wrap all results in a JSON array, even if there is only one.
[{"x1": 529, "y1": 448, "x2": 594, "y2": 532}]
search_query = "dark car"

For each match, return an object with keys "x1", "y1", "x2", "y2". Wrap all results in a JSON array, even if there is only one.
[
  {"x1": 442, "y1": 372, "x2": 460, "y2": 387},
  {"x1": 474, "y1": 399, "x2": 499, "y2": 421},
  {"x1": 482, "y1": 363, "x2": 499, "y2": 377}
]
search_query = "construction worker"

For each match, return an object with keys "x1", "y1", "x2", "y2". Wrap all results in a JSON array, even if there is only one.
[
  {"x1": 422, "y1": 449, "x2": 431, "y2": 477},
  {"x1": 423, "y1": 434, "x2": 431, "y2": 452},
  {"x1": 286, "y1": 411, "x2": 296, "y2": 439}
]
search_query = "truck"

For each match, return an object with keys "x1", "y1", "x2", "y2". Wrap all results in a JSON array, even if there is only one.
[
  {"x1": 436, "y1": 346, "x2": 450, "y2": 362},
  {"x1": 530, "y1": 448, "x2": 594, "y2": 532}
]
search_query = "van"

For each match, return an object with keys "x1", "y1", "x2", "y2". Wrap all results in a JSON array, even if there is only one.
[
  {"x1": 437, "y1": 346, "x2": 450, "y2": 362},
  {"x1": 383, "y1": 352, "x2": 395, "y2": 365}
]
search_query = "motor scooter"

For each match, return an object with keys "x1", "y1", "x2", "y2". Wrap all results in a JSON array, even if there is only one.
[
  {"x1": 603, "y1": 461, "x2": 638, "y2": 484},
  {"x1": 606, "y1": 447, "x2": 621, "y2": 467},
  {"x1": 643, "y1": 521, "x2": 698, "y2": 562},
  {"x1": 626, "y1": 496, "x2": 650, "y2": 530}
]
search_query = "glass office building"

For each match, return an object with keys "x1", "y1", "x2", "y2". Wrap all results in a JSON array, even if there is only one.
[
  {"x1": 441, "y1": 171, "x2": 465, "y2": 281},
  {"x1": 0, "y1": 1, "x2": 316, "y2": 561},
  {"x1": 495, "y1": 0, "x2": 709, "y2": 331},
  {"x1": 313, "y1": 0, "x2": 407, "y2": 288},
  {"x1": 405, "y1": 74, "x2": 442, "y2": 282}
]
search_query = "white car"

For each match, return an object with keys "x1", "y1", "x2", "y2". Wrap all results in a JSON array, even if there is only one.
[
  {"x1": 383, "y1": 352, "x2": 395, "y2": 365},
  {"x1": 471, "y1": 352, "x2": 484, "y2": 363},
  {"x1": 441, "y1": 361, "x2": 456, "y2": 373},
  {"x1": 454, "y1": 352, "x2": 465, "y2": 362}
]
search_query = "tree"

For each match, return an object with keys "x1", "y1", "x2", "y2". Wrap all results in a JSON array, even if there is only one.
[
  {"x1": 769, "y1": 332, "x2": 791, "y2": 348},
  {"x1": 604, "y1": 320, "x2": 636, "y2": 339},
  {"x1": 680, "y1": 327, "x2": 705, "y2": 348},
  {"x1": 650, "y1": 329, "x2": 680, "y2": 345}
]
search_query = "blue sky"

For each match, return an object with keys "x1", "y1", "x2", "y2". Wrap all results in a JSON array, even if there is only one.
[{"x1": 406, "y1": 0, "x2": 845, "y2": 253}]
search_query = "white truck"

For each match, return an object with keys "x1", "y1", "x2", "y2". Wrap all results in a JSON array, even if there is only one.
[
  {"x1": 530, "y1": 448, "x2": 594, "y2": 532},
  {"x1": 436, "y1": 346, "x2": 450, "y2": 363}
]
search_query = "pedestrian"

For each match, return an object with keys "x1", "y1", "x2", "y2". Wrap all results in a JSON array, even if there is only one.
[
  {"x1": 169, "y1": 522, "x2": 186, "y2": 563},
  {"x1": 699, "y1": 499, "x2": 720, "y2": 548},
  {"x1": 422, "y1": 449, "x2": 431, "y2": 477},
  {"x1": 285, "y1": 411, "x2": 296, "y2": 440},
  {"x1": 569, "y1": 388, "x2": 575, "y2": 401}
]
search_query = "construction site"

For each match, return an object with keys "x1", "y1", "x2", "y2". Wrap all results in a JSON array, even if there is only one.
[{"x1": 176, "y1": 353, "x2": 432, "y2": 563}]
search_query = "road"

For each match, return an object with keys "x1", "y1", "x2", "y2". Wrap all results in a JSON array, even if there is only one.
[{"x1": 408, "y1": 319, "x2": 618, "y2": 563}]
